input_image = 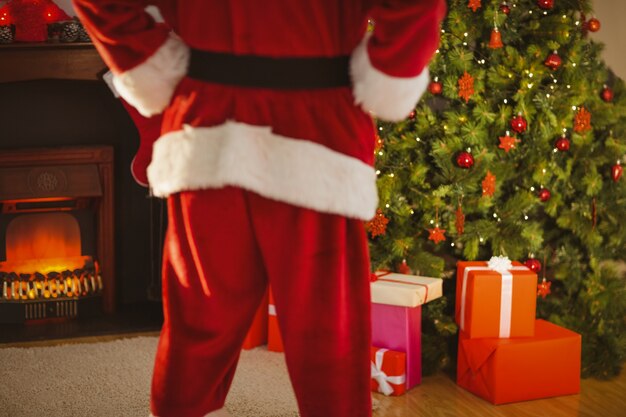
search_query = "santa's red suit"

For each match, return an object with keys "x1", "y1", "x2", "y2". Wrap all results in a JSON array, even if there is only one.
[{"x1": 72, "y1": 1, "x2": 445, "y2": 416}]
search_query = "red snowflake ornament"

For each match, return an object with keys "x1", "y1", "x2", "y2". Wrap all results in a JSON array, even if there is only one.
[
  {"x1": 468, "y1": 0, "x2": 482, "y2": 12},
  {"x1": 428, "y1": 226, "x2": 446, "y2": 244},
  {"x1": 366, "y1": 209, "x2": 389, "y2": 238},
  {"x1": 498, "y1": 133, "x2": 520, "y2": 152},
  {"x1": 458, "y1": 71, "x2": 475, "y2": 103}
]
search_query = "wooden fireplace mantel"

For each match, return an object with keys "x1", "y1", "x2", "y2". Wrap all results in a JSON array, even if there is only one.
[{"x1": 0, "y1": 43, "x2": 107, "y2": 83}]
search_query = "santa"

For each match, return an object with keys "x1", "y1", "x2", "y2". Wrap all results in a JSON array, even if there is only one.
[{"x1": 72, "y1": 1, "x2": 446, "y2": 416}]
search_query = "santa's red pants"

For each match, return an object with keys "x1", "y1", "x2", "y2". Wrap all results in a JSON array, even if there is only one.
[{"x1": 150, "y1": 187, "x2": 372, "y2": 417}]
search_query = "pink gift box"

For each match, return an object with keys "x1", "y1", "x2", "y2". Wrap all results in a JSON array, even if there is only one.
[{"x1": 371, "y1": 303, "x2": 422, "y2": 389}]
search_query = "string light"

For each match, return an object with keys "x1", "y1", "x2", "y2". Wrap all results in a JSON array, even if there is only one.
[
  {"x1": 385, "y1": 204, "x2": 390, "y2": 208},
  {"x1": 530, "y1": 186, "x2": 536, "y2": 191},
  {"x1": 378, "y1": 151, "x2": 383, "y2": 156},
  {"x1": 375, "y1": 170, "x2": 381, "y2": 175}
]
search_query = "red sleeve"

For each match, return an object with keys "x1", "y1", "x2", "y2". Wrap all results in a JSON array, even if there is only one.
[
  {"x1": 367, "y1": 0, "x2": 447, "y2": 77},
  {"x1": 350, "y1": 0, "x2": 446, "y2": 121},
  {"x1": 72, "y1": 0, "x2": 169, "y2": 73},
  {"x1": 72, "y1": 0, "x2": 189, "y2": 117}
]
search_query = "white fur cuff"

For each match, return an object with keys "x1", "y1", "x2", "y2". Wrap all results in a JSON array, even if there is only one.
[
  {"x1": 350, "y1": 34, "x2": 430, "y2": 122},
  {"x1": 112, "y1": 34, "x2": 190, "y2": 117},
  {"x1": 147, "y1": 121, "x2": 379, "y2": 220}
]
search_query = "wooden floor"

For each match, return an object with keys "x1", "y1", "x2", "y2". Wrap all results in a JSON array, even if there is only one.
[
  {"x1": 373, "y1": 370, "x2": 625, "y2": 417},
  {"x1": 4, "y1": 333, "x2": 624, "y2": 417}
]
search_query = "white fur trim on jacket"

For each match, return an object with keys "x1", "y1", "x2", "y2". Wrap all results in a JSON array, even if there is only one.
[
  {"x1": 147, "y1": 121, "x2": 379, "y2": 220},
  {"x1": 112, "y1": 34, "x2": 190, "y2": 117},
  {"x1": 350, "y1": 34, "x2": 430, "y2": 122}
]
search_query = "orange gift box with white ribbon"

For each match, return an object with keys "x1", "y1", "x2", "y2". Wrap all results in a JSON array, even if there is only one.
[
  {"x1": 242, "y1": 288, "x2": 269, "y2": 350},
  {"x1": 370, "y1": 347, "x2": 407, "y2": 396},
  {"x1": 267, "y1": 287, "x2": 284, "y2": 352},
  {"x1": 455, "y1": 256, "x2": 537, "y2": 339}
]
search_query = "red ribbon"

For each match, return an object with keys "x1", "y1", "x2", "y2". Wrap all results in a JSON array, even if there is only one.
[
  {"x1": 370, "y1": 271, "x2": 430, "y2": 303},
  {"x1": 370, "y1": 270, "x2": 392, "y2": 282}
]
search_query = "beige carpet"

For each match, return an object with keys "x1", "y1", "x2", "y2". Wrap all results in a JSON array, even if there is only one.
[{"x1": 0, "y1": 336, "x2": 299, "y2": 417}]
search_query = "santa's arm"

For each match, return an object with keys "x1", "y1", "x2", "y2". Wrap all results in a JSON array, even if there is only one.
[
  {"x1": 72, "y1": 0, "x2": 188, "y2": 117},
  {"x1": 351, "y1": 0, "x2": 447, "y2": 121}
]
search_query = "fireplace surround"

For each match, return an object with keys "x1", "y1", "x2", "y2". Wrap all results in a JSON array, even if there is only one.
[
  {"x1": 0, "y1": 42, "x2": 165, "y2": 338},
  {"x1": 0, "y1": 146, "x2": 114, "y2": 323}
]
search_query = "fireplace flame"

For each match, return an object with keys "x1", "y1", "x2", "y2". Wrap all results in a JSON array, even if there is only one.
[
  {"x1": 0, "y1": 212, "x2": 100, "y2": 299},
  {"x1": 6, "y1": 212, "x2": 82, "y2": 261}
]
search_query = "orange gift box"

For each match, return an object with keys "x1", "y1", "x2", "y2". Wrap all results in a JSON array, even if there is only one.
[
  {"x1": 370, "y1": 347, "x2": 407, "y2": 396},
  {"x1": 267, "y1": 288, "x2": 284, "y2": 352},
  {"x1": 242, "y1": 289, "x2": 269, "y2": 350},
  {"x1": 457, "y1": 319, "x2": 581, "y2": 404},
  {"x1": 456, "y1": 258, "x2": 537, "y2": 338}
]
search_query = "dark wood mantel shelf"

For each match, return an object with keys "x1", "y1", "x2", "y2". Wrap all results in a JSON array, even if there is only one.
[{"x1": 0, "y1": 42, "x2": 107, "y2": 83}]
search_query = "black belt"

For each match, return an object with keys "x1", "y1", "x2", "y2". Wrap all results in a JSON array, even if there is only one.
[{"x1": 187, "y1": 48, "x2": 351, "y2": 89}]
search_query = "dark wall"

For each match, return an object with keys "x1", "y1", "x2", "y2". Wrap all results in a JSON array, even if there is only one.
[{"x1": 0, "y1": 79, "x2": 164, "y2": 306}]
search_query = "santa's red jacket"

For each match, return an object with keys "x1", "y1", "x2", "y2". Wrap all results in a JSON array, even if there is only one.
[{"x1": 73, "y1": 0, "x2": 446, "y2": 221}]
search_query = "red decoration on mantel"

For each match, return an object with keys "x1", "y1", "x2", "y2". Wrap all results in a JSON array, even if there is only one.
[{"x1": 0, "y1": 0, "x2": 70, "y2": 42}]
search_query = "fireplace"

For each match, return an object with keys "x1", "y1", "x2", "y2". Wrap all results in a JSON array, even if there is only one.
[
  {"x1": 0, "y1": 43, "x2": 165, "y2": 341},
  {"x1": 0, "y1": 146, "x2": 114, "y2": 323}
]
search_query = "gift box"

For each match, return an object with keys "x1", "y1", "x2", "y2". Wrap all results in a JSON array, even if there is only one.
[
  {"x1": 371, "y1": 303, "x2": 421, "y2": 388},
  {"x1": 267, "y1": 288, "x2": 284, "y2": 352},
  {"x1": 371, "y1": 271, "x2": 442, "y2": 307},
  {"x1": 370, "y1": 347, "x2": 407, "y2": 396},
  {"x1": 371, "y1": 271, "x2": 442, "y2": 389},
  {"x1": 457, "y1": 319, "x2": 581, "y2": 405},
  {"x1": 456, "y1": 257, "x2": 537, "y2": 339},
  {"x1": 242, "y1": 289, "x2": 269, "y2": 350}
]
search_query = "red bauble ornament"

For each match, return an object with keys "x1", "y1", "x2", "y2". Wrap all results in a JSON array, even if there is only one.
[
  {"x1": 537, "y1": 0, "x2": 554, "y2": 10},
  {"x1": 555, "y1": 135, "x2": 570, "y2": 151},
  {"x1": 601, "y1": 85, "x2": 614, "y2": 103},
  {"x1": 510, "y1": 113, "x2": 528, "y2": 134},
  {"x1": 428, "y1": 80, "x2": 443, "y2": 95},
  {"x1": 544, "y1": 51, "x2": 562, "y2": 71},
  {"x1": 538, "y1": 188, "x2": 551, "y2": 202},
  {"x1": 408, "y1": 110, "x2": 416, "y2": 120},
  {"x1": 456, "y1": 151, "x2": 474, "y2": 169},
  {"x1": 499, "y1": 2, "x2": 511, "y2": 15},
  {"x1": 525, "y1": 258, "x2": 542, "y2": 273},
  {"x1": 587, "y1": 18, "x2": 601, "y2": 32},
  {"x1": 612, "y1": 163, "x2": 623, "y2": 182}
]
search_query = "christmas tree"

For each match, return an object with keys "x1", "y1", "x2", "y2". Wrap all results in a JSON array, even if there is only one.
[{"x1": 369, "y1": 0, "x2": 626, "y2": 378}]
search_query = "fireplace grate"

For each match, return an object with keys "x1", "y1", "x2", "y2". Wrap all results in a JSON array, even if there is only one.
[{"x1": 1, "y1": 296, "x2": 101, "y2": 323}]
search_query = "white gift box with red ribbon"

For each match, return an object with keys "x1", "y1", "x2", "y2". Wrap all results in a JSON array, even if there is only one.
[{"x1": 371, "y1": 271, "x2": 442, "y2": 307}]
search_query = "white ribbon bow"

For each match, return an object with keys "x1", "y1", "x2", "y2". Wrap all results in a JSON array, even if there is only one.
[
  {"x1": 370, "y1": 349, "x2": 406, "y2": 396},
  {"x1": 460, "y1": 255, "x2": 529, "y2": 338}
]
